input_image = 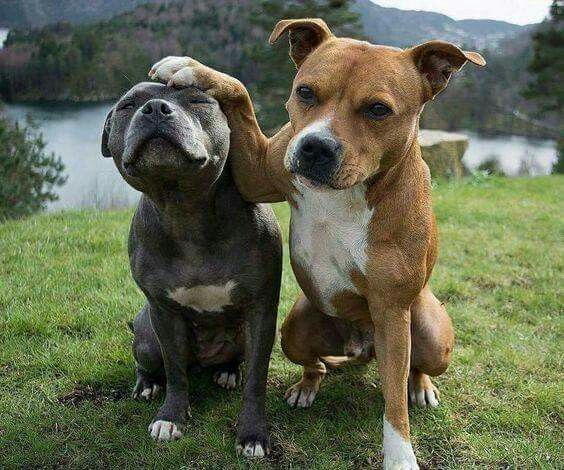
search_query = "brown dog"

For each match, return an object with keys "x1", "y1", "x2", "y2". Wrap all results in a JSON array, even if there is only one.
[{"x1": 150, "y1": 18, "x2": 485, "y2": 468}]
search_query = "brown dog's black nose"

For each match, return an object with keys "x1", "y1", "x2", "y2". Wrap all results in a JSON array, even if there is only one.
[
  {"x1": 140, "y1": 99, "x2": 174, "y2": 120},
  {"x1": 296, "y1": 134, "x2": 341, "y2": 170}
]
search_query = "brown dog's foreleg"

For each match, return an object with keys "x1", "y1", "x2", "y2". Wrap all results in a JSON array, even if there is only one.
[
  {"x1": 370, "y1": 298, "x2": 419, "y2": 470},
  {"x1": 280, "y1": 294, "x2": 346, "y2": 408}
]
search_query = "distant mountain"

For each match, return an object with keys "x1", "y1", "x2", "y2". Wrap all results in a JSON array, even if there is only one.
[
  {"x1": 354, "y1": 0, "x2": 534, "y2": 49},
  {"x1": 0, "y1": 0, "x2": 162, "y2": 28}
]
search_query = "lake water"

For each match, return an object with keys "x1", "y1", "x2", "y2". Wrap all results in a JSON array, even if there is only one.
[
  {"x1": 3, "y1": 103, "x2": 558, "y2": 211},
  {"x1": 4, "y1": 103, "x2": 139, "y2": 210},
  {"x1": 462, "y1": 131, "x2": 557, "y2": 177}
]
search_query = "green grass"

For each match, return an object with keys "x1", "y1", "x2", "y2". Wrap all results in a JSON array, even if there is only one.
[{"x1": 0, "y1": 176, "x2": 563, "y2": 469}]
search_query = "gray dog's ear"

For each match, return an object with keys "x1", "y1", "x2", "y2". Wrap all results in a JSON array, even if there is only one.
[
  {"x1": 269, "y1": 18, "x2": 333, "y2": 68},
  {"x1": 410, "y1": 40, "x2": 486, "y2": 100},
  {"x1": 101, "y1": 109, "x2": 113, "y2": 158}
]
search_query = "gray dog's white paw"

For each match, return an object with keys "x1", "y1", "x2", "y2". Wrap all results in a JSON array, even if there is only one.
[
  {"x1": 236, "y1": 441, "x2": 268, "y2": 458},
  {"x1": 149, "y1": 420, "x2": 183, "y2": 442},
  {"x1": 133, "y1": 383, "x2": 161, "y2": 401},
  {"x1": 132, "y1": 373, "x2": 162, "y2": 401}
]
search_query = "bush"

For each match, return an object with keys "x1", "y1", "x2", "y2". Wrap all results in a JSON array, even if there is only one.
[
  {"x1": 0, "y1": 114, "x2": 66, "y2": 220},
  {"x1": 477, "y1": 156, "x2": 505, "y2": 176}
]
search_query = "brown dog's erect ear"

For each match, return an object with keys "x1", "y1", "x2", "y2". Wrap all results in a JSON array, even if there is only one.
[
  {"x1": 269, "y1": 18, "x2": 334, "y2": 68},
  {"x1": 101, "y1": 109, "x2": 113, "y2": 158},
  {"x1": 410, "y1": 40, "x2": 486, "y2": 100}
]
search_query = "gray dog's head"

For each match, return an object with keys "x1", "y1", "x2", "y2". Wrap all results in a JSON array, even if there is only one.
[{"x1": 101, "y1": 82, "x2": 230, "y2": 193}]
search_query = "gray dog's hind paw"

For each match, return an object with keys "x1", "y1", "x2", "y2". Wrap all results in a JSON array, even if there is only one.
[
  {"x1": 132, "y1": 375, "x2": 162, "y2": 400},
  {"x1": 213, "y1": 370, "x2": 240, "y2": 390}
]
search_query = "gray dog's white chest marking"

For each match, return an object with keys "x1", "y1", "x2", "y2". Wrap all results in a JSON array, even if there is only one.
[{"x1": 167, "y1": 281, "x2": 236, "y2": 312}]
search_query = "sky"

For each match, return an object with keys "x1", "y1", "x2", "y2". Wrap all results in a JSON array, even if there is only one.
[{"x1": 372, "y1": 0, "x2": 553, "y2": 25}]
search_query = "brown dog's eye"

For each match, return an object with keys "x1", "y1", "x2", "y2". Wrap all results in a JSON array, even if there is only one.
[
  {"x1": 367, "y1": 103, "x2": 392, "y2": 120},
  {"x1": 296, "y1": 85, "x2": 315, "y2": 103}
]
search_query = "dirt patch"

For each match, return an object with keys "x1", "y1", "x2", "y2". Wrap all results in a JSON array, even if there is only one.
[{"x1": 57, "y1": 384, "x2": 126, "y2": 407}]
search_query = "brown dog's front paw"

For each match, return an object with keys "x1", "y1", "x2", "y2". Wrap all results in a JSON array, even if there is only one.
[
  {"x1": 149, "y1": 56, "x2": 198, "y2": 88},
  {"x1": 284, "y1": 381, "x2": 318, "y2": 408},
  {"x1": 408, "y1": 370, "x2": 440, "y2": 408}
]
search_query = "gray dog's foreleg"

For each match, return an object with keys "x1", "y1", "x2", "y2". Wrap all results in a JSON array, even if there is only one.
[
  {"x1": 147, "y1": 304, "x2": 193, "y2": 441},
  {"x1": 235, "y1": 300, "x2": 278, "y2": 457}
]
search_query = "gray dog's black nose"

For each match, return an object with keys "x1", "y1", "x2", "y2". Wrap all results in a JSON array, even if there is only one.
[
  {"x1": 140, "y1": 99, "x2": 174, "y2": 120},
  {"x1": 297, "y1": 134, "x2": 341, "y2": 170}
]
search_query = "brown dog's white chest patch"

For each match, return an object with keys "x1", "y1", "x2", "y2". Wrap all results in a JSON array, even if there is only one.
[
  {"x1": 167, "y1": 281, "x2": 236, "y2": 312},
  {"x1": 290, "y1": 180, "x2": 372, "y2": 317}
]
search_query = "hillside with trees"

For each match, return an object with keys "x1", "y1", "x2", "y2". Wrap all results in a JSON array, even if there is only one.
[
  {"x1": 0, "y1": 0, "x2": 362, "y2": 129},
  {"x1": 353, "y1": 0, "x2": 531, "y2": 50},
  {"x1": 0, "y1": 0, "x2": 558, "y2": 138},
  {"x1": 0, "y1": 0, "x2": 162, "y2": 28}
]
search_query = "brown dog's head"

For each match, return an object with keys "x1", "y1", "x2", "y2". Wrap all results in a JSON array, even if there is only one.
[{"x1": 271, "y1": 18, "x2": 486, "y2": 189}]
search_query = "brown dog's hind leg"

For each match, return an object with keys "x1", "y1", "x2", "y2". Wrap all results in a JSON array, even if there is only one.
[
  {"x1": 280, "y1": 294, "x2": 347, "y2": 408},
  {"x1": 409, "y1": 285, "x2": 454, "y2": 407}
]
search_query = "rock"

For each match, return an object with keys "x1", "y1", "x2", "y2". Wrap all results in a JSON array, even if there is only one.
[{"x1": 419, "y1": 130, "x2": 469, "y2": 179}]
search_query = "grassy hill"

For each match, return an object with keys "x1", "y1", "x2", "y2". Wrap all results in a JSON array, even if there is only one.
[{"x1": 0, "y1": 176, "x2": 562, "y2": 468}]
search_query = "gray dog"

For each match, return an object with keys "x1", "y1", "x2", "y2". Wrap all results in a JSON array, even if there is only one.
[{"x1": 101, "y1": 82, "x2": 282, "y2": 457}]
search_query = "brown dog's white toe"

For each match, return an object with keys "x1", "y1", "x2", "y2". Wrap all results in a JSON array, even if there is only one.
[{"x1": 284, "y1": 381, "x2": 318, "y2": 408}]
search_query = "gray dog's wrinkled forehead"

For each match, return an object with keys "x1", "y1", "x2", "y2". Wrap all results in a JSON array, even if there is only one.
[{"x1": 119, "y1": 82, "x2": 220, "y2": 107}]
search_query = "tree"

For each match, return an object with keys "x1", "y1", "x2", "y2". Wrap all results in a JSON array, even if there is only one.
[
  {"x1": 247, "y1": 0, "x2": 363, "y2": 131},
  {"x1": 0, "y1": 114, "x2": 67, "y2": 220},
  {"x1": 524, "y1": 0, "x2": 564, "y2": 172}
]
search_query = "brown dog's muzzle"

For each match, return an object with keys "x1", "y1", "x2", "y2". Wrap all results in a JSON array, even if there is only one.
[{"x1": 287, "y1": 130, "x2": 343, "y2": 187}]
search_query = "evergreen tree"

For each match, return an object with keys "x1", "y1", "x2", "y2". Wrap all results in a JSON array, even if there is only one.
[
  {"x1": 0, "y1": 114, "x2": 66, "y2": 220},
  {"x1": 524, "y1": 0, "x2": 563, "y2": 172}
]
